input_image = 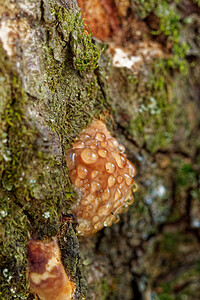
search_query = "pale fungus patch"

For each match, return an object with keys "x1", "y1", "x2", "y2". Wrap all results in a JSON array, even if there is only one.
[
  {"x1": 66, "y1": 120, "x2": 137, "y2": 236},
  {"x1": 27, "y1": 238, "x2": 75, "y2": 300}
]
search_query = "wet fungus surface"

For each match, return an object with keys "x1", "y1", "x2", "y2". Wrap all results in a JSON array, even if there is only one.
[
  {"x1": 66, "y1": 120, "x2": 137, "y2": 236},
  {"x1": 27, "y1": 238, "x2": 75, "y2": 300}
]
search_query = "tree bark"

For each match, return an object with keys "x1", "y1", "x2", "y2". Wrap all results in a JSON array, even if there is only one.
[{"x1": 0, "y1": 0, "x2": 200, "y2": 299}]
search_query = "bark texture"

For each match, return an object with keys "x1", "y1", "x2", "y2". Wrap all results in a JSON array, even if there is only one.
[{"x1": 0, "y1": 0, "x2": 200, "y2": 300}]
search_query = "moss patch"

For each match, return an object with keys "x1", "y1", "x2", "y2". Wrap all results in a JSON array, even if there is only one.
[
  {"x1": 127, "y1": 60, "x2": 177, "y2": 152},
  {"x1": 132, "y1": 0, "x2": 189, "y2": 73},
  {"x1": 41, "y1": 2, "x2": 109, "y2": 148}
]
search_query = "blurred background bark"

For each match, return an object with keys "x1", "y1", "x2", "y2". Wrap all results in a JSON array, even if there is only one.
[{"x1": 0, "y1": 0, "x2": 199, "y2": 299}]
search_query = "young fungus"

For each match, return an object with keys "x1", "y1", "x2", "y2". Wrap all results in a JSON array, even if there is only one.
[
  {"x1": 27, "y1": 238, "x2": 75, "y2": 300},
  {"x1": 66, "y1": 120, "x2": 137, "y2": 237}
]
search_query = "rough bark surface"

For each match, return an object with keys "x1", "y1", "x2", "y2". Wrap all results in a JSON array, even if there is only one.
[{"x1": 0, "y1": 0, "x2": 200, "y2": 300}]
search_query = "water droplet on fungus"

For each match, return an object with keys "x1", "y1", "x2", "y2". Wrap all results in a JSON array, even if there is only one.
[
  {"x1": 81, "y1": 149, "x2": 98, "y2": 164},
  {"x1": 102, "y1": 187, "x2": 111, "y2": 201},
  {"x1": 124, "y1": 174, "x2": 133, "y2": 186},
  {"x1": 98, "y1": 149, "x2": 107, "y2": 158},
  {"x1": 114, "y1": 188, "x2": 122, "y2": 201},
  {"x1": 77, "y1": 164, "x2": 88, "y2": 179},
  {"x1": 66, "y1": 150, "x2": 75, "y2": 170},
  {"x1": 95, "y1": 132, "x2": 105, "y2": 141},
  {"x1": 91, "y1": 170, "x2": 98, "y2": 178},
  {"x1": 108, "y1": 175, "x2": 116, "y2": 187},
  {"x1": 74, "y1": 140, "x2": 85, "y2": 148},
  {"x1": 105, "y1": 162, "x2": 116, "y2": 173}
]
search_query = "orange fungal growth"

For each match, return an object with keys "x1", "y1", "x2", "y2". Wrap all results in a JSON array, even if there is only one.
[
  {"x1": 27, "y1": 238, "x2": 75, "y2": 300},
  {"x1": 66, "y1": 120, "x2": 137, "y2": 237}
]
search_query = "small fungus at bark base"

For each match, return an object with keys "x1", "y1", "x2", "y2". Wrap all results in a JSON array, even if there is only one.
[
  {"x1": 27, "y1": 238, "x2": 75, "y2": 300},
  {"x1": 66, "y1": 120, "x2": 137, "y2": 237}
]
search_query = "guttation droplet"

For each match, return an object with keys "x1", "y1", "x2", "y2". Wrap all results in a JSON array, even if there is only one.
[
  {"x1": 127, "y1": 162, "x2": 136, "y2": 177},
  {"x1": 81, "y1": 134, "x2": 91, "y2": 141},
  {"x1": 105, "y1": 162, "x2": 115, "y2": 173},
  {"x1": 74, "y1": 140, "x2": 85, "y2": 149},
  {"x1": 81, "y1": 149, "x2": 98, "y2": 164},
  {"x1": 115, "y1": 188, "x2": 122, "y2": 201},
  {"x1": 66, "y1": 150, "x2": 75, "y2": 170},
  {"x1": 95, "y1": 132, "x2": 105, "y2": 141},
  {"x1": 118, "y1": 144, "x2": 125, "y2": 153},
  {"x1": 87, "y1": 194, "x2": 94, "y2": 203},
  {"x1": 108, "y1": 138, "x2": 119, "y2": 149},
  {"x1": 77, "y1": 164, "x2": 88, "y2": 179},
  {"x1": 111, "y1": 152, "x2": 126, "y2": 168},
  {"x1": 98, "y1": 149, "x2": 107, "y2": 158},
  {"x1": 98, "y1": 206, "x2": 107, "y2": 217},
  {"x1": 82, "y1": 199, "x2": 89, "y2": 205},
  {"x1": 90, "y1": 141, "x2": 98, "y2": 149},
  {"x1": 117, "y1": 176, "x2": 123, "y2": 183},
  {"x1": 108, "y1": 175, "x2": 116, "y2": 187},
  {"x1": 86, "y1": 205, "x2": 93, "y2": 210},
  {"x1": 75, "y1": 177, "x2": 83, "y2": 188},
  {"x1": 93, "y1": 216, "x2": 99, "y2": 223},
  {"x1": 102, "y1": 187, "x2": 111, "y2": 201},
  {"x1": 124, "y1": 174, "x2": 133, "y2": 186},
  {"x1": 91, "y1": 170, "x2": 98, "y2": 179},
  {"x1": 101, "y1": 141, "x2": 108, "y2": 148},
  {"x1": 91, "y1": 181, "x2": 101, "y2": 192}
]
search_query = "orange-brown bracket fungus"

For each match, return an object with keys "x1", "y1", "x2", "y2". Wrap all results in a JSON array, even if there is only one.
[
  {"x1": 66, "y1": 120, "x2": 137, "y2": 237},
  {"x1": 27, "y1": 238, "x2": 75, "y2": 300}
]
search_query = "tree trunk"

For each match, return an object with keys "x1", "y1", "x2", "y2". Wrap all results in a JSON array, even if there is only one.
[{"x1": 0, "y1": 0, "x2": 200, "y2": 299}]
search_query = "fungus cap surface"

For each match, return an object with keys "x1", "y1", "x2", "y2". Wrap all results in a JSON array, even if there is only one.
[
  {"x1": 66, "y1": 120, "x2": 136, "y2": 236},
  {"x1": 27, "y1": 238, "x2": 75, "y2": 300}
]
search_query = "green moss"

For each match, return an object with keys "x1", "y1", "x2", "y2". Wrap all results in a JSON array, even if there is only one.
[
  {"x1": 50, "y1": 5, "x2": 100, "y2": 73},
  {"x1": 132, "y1": 0, "x2": 189, "y2": 73},
  {"x1": 0, "y1": 192, "x2": 31, "y2": 300},
  {"x1": 0, "y1": 44, "x2": 73, "y2": 298},
  {"x1": 176, "y1": 163, "x2": 197, "y2": 187},
  {"x1": 41, "y1": 2, "x2": 108, "y2": 149},
  {"x1": 0, "y1": 47, "x2": 66, "y2": 298},
  {"x1": 100, "y1": 278, "x2": 112, "y2": 300},
  {"x1": 111, "y1": 1, "x2": 191, "y2": 152},
  {"x1": 193, "y1": 0, "x2": 200, "y2": 6},
  {"x1": 1, "y1": 77, "x2": 37, "y2": 192},
  {"x1": 166, "y1": 159, "x2": 199, "y2": 222},
  {"x1": 127, "y1": 59, "x2": 176, "y2": 152},
  {"x1": 71, "y1": 20, "x2": 100, "y2": 72},
  {"x1": 58, "y1": 217, "x2": 86, "y2": 299},
  {"x1": 151, "y1": 231, "x2": 200, "y2": 300},
  {"x1": 156, "y1": 264, "x2": 200, "y2": 300},
  {"x1": 154, "y1": 2, "x2": 189, "y2": 73},
  {"x1": 131, "y1": 0, "x2": 157, "y2": 19},
  {"x1": 0, "y1": 46, "x2": 30, "y2": 299}
]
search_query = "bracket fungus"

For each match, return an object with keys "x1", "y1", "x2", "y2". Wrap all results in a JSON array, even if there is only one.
[
  {"x1": 27, "y1": 238, "x2": 75, "y2": 300},
  {"x1": 66, "y1": 120, "x2": 137, "y2": 237}
]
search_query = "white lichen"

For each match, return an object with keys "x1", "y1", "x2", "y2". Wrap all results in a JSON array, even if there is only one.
[
  {"x1": 0, "y1": 21, "x2": 15, "y2": 56},
  {"x1": 43, "y1": 211, "x2": 50, "y2": 219},
  {"x1": 112, "y1": 48, "x2": 141, "y2": 69}
]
